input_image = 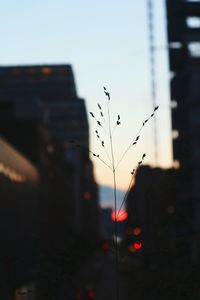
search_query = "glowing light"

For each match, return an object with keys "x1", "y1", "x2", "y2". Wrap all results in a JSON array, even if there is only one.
[
  {"x1": 41, "y1": 67, "x2": 52, "y2": 75},
  {"x1": 111, "y1": 210, "x2": 128, "y2": 222},
  {"x1": 133, "y1": 242, "x2": 142, "y2": 250},
  {"x1": 173, "y1": 160, "x2": 180, "y2": 169},
  {"x1": 0, "y1": 163, "x2": 25, "y2": 182},
  {"x1": 128, "y1": 241, "x2": 143, "y2": 253},
  {"x1": 132, "y1": 227, "x2": 142, "y2": 236}
]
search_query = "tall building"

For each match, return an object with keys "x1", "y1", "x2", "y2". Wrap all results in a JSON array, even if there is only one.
[
  {"x1": 126, "y1": 166, "x2": 179, "y2": 262},
  {"x1": 0, "y1": 65, "x2": 99, "y2": 298},
  {"x1": 0, "y1": 65, "x2": 89, "y2": 162},
  {"x1": 166, "y1": 0, "x2": 200, "y2": 263}
]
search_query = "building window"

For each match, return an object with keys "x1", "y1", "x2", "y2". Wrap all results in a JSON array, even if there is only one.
[
  {"x1": 41, "y1": 67, "x2": 52, "y2": 75},
  {"x1": 171, "y1": 100, "x2": 178, "y2": 109},
  {"x1": 172, "y1": 130, "x2": 179, "y2": 139},
  {"x1": 173, "y1": 160, "x2": 180, "y2": 169},
  {"x1": 188, "y1": 42, "x2": 200, "y2": 57},
  {"x1": 169, "y1": 42, "x2": 182, "y2": 49},
  {"x1": 187, "y1": 17, "x2": 200, "y2": 28}
]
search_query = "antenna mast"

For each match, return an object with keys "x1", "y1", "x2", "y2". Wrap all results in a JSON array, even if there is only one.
[{"x1": 147, "y1": 0, "x2": 158, "y2": 165}]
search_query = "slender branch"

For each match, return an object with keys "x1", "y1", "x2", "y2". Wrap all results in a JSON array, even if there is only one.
[
  {"x1": 89, "y1": 150, "x2": 113, "y2": 170},
  {"x1": 117, "y1": 153, "x2": 146, "y2": 217},
  {"x1": 115, "y1": 107, "x2": 158, "y2": 170},
  {"x1": 105, "y1": 90, "x2": 119, "y2": 300},
  {"x1": 115, "y1": 125, "x2": 143, "y2": 170}
]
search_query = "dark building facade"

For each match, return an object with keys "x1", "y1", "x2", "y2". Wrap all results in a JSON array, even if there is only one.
[
  {"x1": 0, "y1": 64, "x2": 98, "y2": 234},
  {"x1": 0, "y1": 65, "x2": 99, "y2": 299},
  {"x1": 0, "y1": 65, "x2": 88, "y2": 162},
  {"x1": 126, "y1": 166, "x2": 180, "y2": 262},
  {"x1": 125, "y1": 166, "x2": 200, "y2": 298},
  {"x1": 166, "y1": 0, "x2": 200, "y2": 263},
  {"x1": 0, "y1": 138, "x2": 39, "y2": 299}
]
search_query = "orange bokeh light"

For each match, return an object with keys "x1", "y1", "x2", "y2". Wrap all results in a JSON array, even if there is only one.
[{"x1": 111, "y1": 210, "x2": 128, "y2": 222}]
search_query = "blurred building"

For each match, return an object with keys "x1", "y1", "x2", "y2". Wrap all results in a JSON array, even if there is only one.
[
  {"x1": 100, "y1": 208, "x2": 113, "y2": 239},
  {"x1": 0, "y1": 64, "x2": 99, "y2": 235},
  {"x1": 0, "y1": 138, "x2": 39, "y2": 299},
  {"x1": 126, "y1": 166, "x2": 184, "y2": 266},
  {"x1": 0, "y1": 65, "x2": 87, "y2": 162},
  {"x1": 166, "y1": 0, "x2": 200, "y2": 263},
  {"x1": 0, "y1": 65, "x2": 99, "y2": 299}
]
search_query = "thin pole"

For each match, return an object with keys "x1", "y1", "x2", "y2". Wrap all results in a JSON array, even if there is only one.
[{"x1": 147, "y1": 0, "x2": 158, "y2": 165}]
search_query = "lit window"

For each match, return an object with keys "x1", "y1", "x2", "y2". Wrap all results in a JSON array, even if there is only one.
[
  {"x1": 187, "y1": 17, "x2": 200, "y2": 28},
  {"x1": 41, "y1": 67, "x2": 52, "y2": 75},
  {"x1": 169, "y1": 42, "x2": 182, "y2": 49},
  {"x1": 188, "y1": 42, "x2": 200, "y2": 57},
  {"x1": 84, "y1": 192, "x2": 92, "y2": 201},
  {"x1": 172, "y1": 130, "x2": 179, "y2": 139},
  {"x1": 173, "y1": 160, "x2": 180, "y2": 169},
  {"x1": 171, "y1": 101, "x2": 178, "y2": 109}
]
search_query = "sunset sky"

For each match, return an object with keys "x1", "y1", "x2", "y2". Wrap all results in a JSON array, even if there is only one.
[{"x1": 0, "y1": 0, "x2": 173, "y2": 207}]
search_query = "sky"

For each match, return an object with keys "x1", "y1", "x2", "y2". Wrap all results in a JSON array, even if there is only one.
[{"x1": 0, "y1": 0, "x2": 173, "y2": 207}]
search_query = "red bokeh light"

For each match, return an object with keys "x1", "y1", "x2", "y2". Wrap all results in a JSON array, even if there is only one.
[
  {"x1": 133, "y1": 242, "x2": 142, "y2": 250},
  {"x1": 87, "y1": 290, "x2": 96, "y2": 299},
  {"x1": 111, "y1": 210, "x2": 128, "y2": 222}
]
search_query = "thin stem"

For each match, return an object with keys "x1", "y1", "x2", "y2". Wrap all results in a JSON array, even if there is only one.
[
  {"x1": 117, "y1": 175, "x2": 134, "y2": 218},
  {"x1": 106, "y1": 97, "x2": 119, "y2": 300},
  {"x1": 115, "y1": 106, "x2": 158, "y2": 170}
]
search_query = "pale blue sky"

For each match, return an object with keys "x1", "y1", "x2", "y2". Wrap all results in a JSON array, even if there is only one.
[{"x1": 0, "y1": 0, "x2": 173, "y2": 196}]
